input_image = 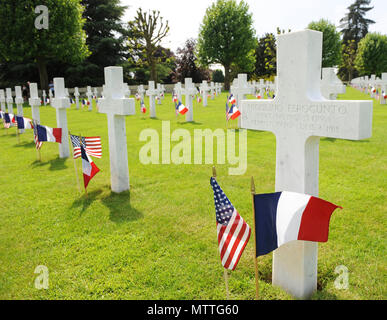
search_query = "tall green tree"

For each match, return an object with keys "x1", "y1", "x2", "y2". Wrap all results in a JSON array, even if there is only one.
[
  {"x1": 128, "y1": 8, "x2": 170, "y2": 82},
  {"x1": 308, "y1": 19, "x2": 342, "y2": 67},
  {"x1": 67, "y1": 0, "x2": 128, "y2": 86},
  {"x1": 0, "y1": 0, "x2": 89, "y2": 91},
  {"x1": 341, "y1": 40, "x2": 358, "y2": 81},
  {"x1": 253, "y1": 33, "x2": 276, "y2": 79},
  {"x1": 340, "y1": 0, "x2": 375, "y2": 48},
  {"x1": 197, "y1": 0, "x2": 256, "y2": 90},
  {"x1": 355, "y1": 33, "x2": 387, "y2": 76}
]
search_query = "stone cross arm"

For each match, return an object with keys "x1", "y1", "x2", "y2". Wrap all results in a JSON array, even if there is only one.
[
  {"x1": 99, "y1": 67, "x2": 135, "y2": 116},
  {"x1": 240, "y1": 99, "x2": 372, "y2": 141}
]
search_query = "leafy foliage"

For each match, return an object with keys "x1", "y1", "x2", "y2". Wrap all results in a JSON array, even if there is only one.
[
  {"x1": 197, "y1": 0, "x2": 256, "y2": 89},
  {"x1": 308, "y1": 19, "x2": 342, "y2": 68},
  {"x1": 0, "y1": 0, "x2": 89, "y2": 91},
  {"x1": 340, "y1": 0, "x2": 375, "y2": 48},
  {"x1": 355, "y1": 32, "x2": 387, "y2": 76},
  {"x1": 127, "y1": 8, "x2": 170, "y2": 82},
  {"x1": 173, "y1": 39, "x2": 210, "y2": 83},
  {"x1": 253, "y1": 33, "x2": 276, "y2": 79}
]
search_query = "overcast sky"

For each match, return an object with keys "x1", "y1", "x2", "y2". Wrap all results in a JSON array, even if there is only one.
[{"x1": 122, "y1": 0, "x2": 387, "y2": 52}]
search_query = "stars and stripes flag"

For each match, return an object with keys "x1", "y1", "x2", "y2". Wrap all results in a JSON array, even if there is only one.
[
  {"x1": 70, "y1": 134, "x2": 102, "y2": 159},
  {"x1": 32, "y1": 121, "x2": 43, "y2": 150},
  {"x1": 210, "y1": 177, "x2": 251, "y2": 271}
]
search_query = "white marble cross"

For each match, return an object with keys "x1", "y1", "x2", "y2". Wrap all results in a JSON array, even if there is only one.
[
  {"x1": 184, "y1": 78, "x2": 197, "y2": 122},
  {"x1": 156, "y1": 83, "x2": 162, "y2": 105},
  {"x1": 15, "y1": 86, "x2": 24, "y2": 116},
  {"x1": 123, "y1": 83, "x2": 130, "y2": 98},
  {"x1": 86, "y1": 86, "x2": 93, "y2": 111},
  {"x1": 375, "y1": 73, "x2": 387, "y2": 105},
  {"x1": 240, "y1": 30, "x2": 373, "y2": 299},
  {"x1": 98, "y1": 67, "x2": 135, "y2": 193},
  {"x1": 42, "y1": 90, "x2": 47, "y2": 106},
  {"x1": 321, "y1": 68, "x2": 346, "y2": 100},
  {"x1": 51, "y1": 78, "x2": 71, "y2": 158},
  {"x1": 0, "y1": 90, "x2": 6, "y2": 112},
  {"x1": 29, "y1": 83, "x2": 41, "y2": 123},
  {"x1": 200, "y1": 81, "x2": 210, "y2": 107},
  {"x1": 137, "y1": 85, "x2": 145, "y2": 101},
  {"x1": 15, "y1": 86, "x2": 24, "y2": 133},
  {"x1": 232, "y1": 74, "x2": 251, "y2": 127},
  {"x1": 146, "y1": 81, "x2": 158, "y2": 118},
  {"x1": 74, "y1": 87, "x2": 80, "y2": 109},
  {"x1": 174, "y1": 82, "x2": 183, "y2": 102},
  {"x1": 6, "y1": 88, "x2": 14, "y2": 114},
  {"x1": 210, "y1": 82, "x2": 215, "y2": 100}
]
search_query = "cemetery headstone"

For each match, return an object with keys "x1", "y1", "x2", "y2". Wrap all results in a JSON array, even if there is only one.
[
  {"x1": 51, "y1": 78, "x2": 70, "y2": 158},
  {"x1": 146, "y1": 81, "x2": 158, "y2": 118},
  {"x1": 29, "y1": 83, "x2": 41, "y2": 123},
  {"x1": 98, "y1": 66, "x2": 135, "y2": 193},
  {"x1": 240, "y1": 30, "x2": 373, "y2": 299}
]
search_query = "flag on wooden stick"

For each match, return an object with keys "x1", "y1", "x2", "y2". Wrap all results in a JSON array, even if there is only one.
[{"x1": 210, "y1": 177, "x2": 251, "y2": 271}]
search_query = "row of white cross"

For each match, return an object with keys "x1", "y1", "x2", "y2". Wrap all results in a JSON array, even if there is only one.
[
  {"x1": 0, "y1": 29, "x2": 374, "y2": 300},
  {"x1": 351, "y1": 73, "x2": 387, "y2": 104}
]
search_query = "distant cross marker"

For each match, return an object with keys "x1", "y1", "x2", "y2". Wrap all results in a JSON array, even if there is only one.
[
  {"x1": 98, "y1": 66, "x2": 135, "y2": 193},
  {"x1": 6, "y1": 88, "x2": 13, "y2": 114},
  {"x1": 184, "y1": 78, "x2": 197, "y2": 122},
  {"x1": 146, "y1": 81, "x2": 158, "y2": 118},
  {"x1": 240, "y1": 30, "x2": 373, "y2": 299},
  {"x1": 29, "y1": 83, "x2": 41, "y2": 123},
  {"x1": 200, "y1": 81, "x2": 210, "y2": 107},
  {"x1": 321, "y1": 67, "x2": 346, "y2": 100},
  {"x1": 0, "y1": 90, "x2": 6, "y2": 113},
  {"x1": 51, "y1": 78, "x2": 71, "y2": 158}
]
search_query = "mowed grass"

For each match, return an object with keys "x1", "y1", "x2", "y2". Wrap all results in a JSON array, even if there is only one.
[{"x1": 0, "y1": 86, "x2": 385, "y2": 300}]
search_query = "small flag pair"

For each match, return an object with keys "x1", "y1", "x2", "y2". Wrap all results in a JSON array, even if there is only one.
[
  {"x1": 226, "y1": 94, "x2": 240, "y2": 121},
  {"x1": 210, "y1": 176, "x2": 342, "y2": 272},
  {"x1": 70, "y1": 134, "x2": 102, "y2": 190}
]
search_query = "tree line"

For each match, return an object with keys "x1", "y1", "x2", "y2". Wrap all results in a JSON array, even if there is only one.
[{"x1": 0, "y1": 0, "x2": 386, "y2": 92}]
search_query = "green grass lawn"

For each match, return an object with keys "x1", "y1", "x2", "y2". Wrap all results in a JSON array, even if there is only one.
[{"x1": 0, "y1": 86, "x2": 385, "y2": 300}]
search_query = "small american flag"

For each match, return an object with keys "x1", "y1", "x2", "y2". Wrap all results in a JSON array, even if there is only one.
[
  {"x1": 211, "y1": 177, "x2": 251, "y2": 271},
  {"x1": 70, "y1": 134, "x2": 102, "y2": 159},
  {"x1": 32, "y1": 121, "x2": 43, "y2": 150}
]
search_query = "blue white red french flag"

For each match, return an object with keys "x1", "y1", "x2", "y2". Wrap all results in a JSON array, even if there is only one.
[
  {"x1": 254, "y1": 191, "x2": 342, "y2": 257},
  {"x1": 37, "y1": 125, "x2": 62, "y2": 143},
  {"x1": 16, "y1": 116, "x2": 33, "y2": 130},
  {"x1": 81, "y1": 145, "x2": 100, "y2": 189}
]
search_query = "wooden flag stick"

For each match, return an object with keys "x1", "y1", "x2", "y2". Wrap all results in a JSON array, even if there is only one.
[
  {"x1": 251, "y1": 177, "x2": 259, "y2": 300},
  {"x1": 212, "y1": 166, "x2": 231, "y2": 300},
  {"x1": 69, "y1": 132, "x2": 81, "y2": 193}
]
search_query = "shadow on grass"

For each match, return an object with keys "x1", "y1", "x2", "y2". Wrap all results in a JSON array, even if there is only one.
[
  {"x1": 15, "y1": 141, "x2": 36, "y2": 149},
  {"x1": 178, "y1": 121, "x2": 203, "y2": 126},
  {"x1": 321, "y1": 137, "x2": 370, "y2": 143},
  {"x1": 71, "y1": 189, "x2": 103, "y2": 214},
  {"x1": 101, "y1": 190, "x2": 143, "y2": 224},
  {"x1": 31, "y1": 156, "x2": 68, "y2": 171}
]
